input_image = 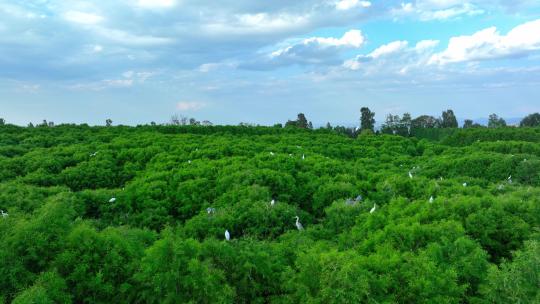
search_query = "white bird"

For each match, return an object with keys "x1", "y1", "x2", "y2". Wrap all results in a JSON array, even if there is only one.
[
  {"x1": 408, "y1": 171, "x2": 413, "y2": 179},
  {"x1": 270, "y1": 199, "x2": 275, "y2": 207},
  {"x1": 188, "y1": 160, "x2": 192, "y2": 164},
  {"x1": 206, "y1": 207, "x2": 215, "y2": 214},
  {"x1": 109, "y1": 197, "x2": 116, "y2": 203},
  {"x1": 270, "y1": 152, "x2": 274, "y2": 156},
  {"x1": 429, "y1": 196, "x2": 434, "y2": 203},
  {"x1": 463, "y1": 183, "x2": 467, "y2": 187},
  {"x1": 302, "y1": 154, "x2": 305, "y2": 160},
  {"x1": 90, "y1": 152, "x2": 98, "y2": 157},
  {"x1": 507, "y1": 175, "x2": 512, "y2": 184},
  {"x1": 440, "y1": 177, "x2": 444, "y2": 181},
  {"x1": 294, "y1": 216, "x2": 304, "y2": 231},
  {"x1": 355, "y1": 195, "x2": 363, "y2": 202},
  {"x1": 225, "y1": 230, "x2": 230, "y2": 241},
  {"x1": 0, "y1": 210, "x2": 8, "y2": 218},
  {"x1": 370, "y1": 203, "x2": 377, "y2": 214}
]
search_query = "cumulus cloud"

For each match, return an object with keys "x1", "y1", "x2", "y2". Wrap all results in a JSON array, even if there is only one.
[
  {"x1": 392, "y1": 1, "x2": 484, "y2": 21},
  {"x1": 63, "y1": 11, "x2": 104, "y2": 24},
  {"x1": 335, "y1": 0, "x2": 372, "y2": 10},
  {"x1": 343, "y1": 39, "x2": 439, "y2": 72},
  {"x1": 429, "y1": 19, "x2": 540, "y2": 64},
  {"x1": 136, "y1": 0, "x2": 177, "y2": 9},
  {"x1": 176, "y1": 101, "x2": 207, "y2": 111},
  {"x1": 245, "y1": 29, "x2": 365, "y2": 68}
]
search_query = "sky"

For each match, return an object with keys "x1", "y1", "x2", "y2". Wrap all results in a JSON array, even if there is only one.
[{"x1": 1, "y1": 0, "x2": 540, "y2": 126}]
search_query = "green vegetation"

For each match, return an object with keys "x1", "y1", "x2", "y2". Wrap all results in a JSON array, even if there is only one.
[{"x1": 0, "y1": 123, "x2": 539, "y2": 303}]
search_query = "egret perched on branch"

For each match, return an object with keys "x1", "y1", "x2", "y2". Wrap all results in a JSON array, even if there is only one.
[
  {"x1": 109, "y1": 197, "x2": 116, "y2": 203},
  {"x1": 302, "y1": 154, "x2": 305, "y2": 160},
  {"x1": 507, "y1": 175, "x2": 512, "y2": 184},
  {"x1": 270, "y1": 152, "x2": 275, "y2": 156},
  {"x1": 206, "y1": 207, "x2": 215, "y2": 214},
  {"x1": 294, "y1": 216, "x2": 304, "y2": 231},
  {"x1": 408, "y1": 171, "x2": 413, "y2": 179},
  {"x1": 188, "y1": 160, "x2": 192, "y2": 164},
  {"x1": 370, "y1": 203, "x2": 377, "y2": 214},
  {"x1": 225, "y1": 230, "x2": 230, "y2": 241},
  {"x1": 90, "y1": 152, "x2": 98, "y2": 157},
  {"x1": 0, "y1": 210, "x2": 8, "y2": 218},
  {"x1": 270, "y1": 199, "x2": 275, "y2": 207},
  {"x1": 463, "y1": 183, "x2": 467, "y2": 187},
  {"x1": 429, "y1": 196, "x2": 434, "y2": 203}
]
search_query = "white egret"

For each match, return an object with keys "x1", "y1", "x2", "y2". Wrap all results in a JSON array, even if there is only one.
[
  {"x1": 206, "y1": 207, "x2": 215, "y2": 214},
  {"x1": 294, "y1": 216, "x2": 304, "y2": 231},
  {"x1": 225, "y1": 230, "x2": 230, "y2": 241},
  {"x1": 188, "y1": 160, "x2": 192, "y2": 164},
  {"x1": 270, "y1": 199, "x2": 275, "y2": 207},
  {"x1": 270, "y1": 152, "x2": 275, "y2": 156},
  {"x1": 109, "y1": 197, "x2": 116, "y2": 203},
  {"x1": 507, "y1": 175, "x2": 512, "y2": 184},
  {"x1": 0, "y1": 210, "x2": 8, "y2": 218},
  {"x1": 355, "y1": 195, "x2": 363, "y2": 202},
  {"x1": 463, "y1": 183, "x2": 467, "y2": 187},
  {"x1": 408, "y1": 171, "x2": 413, "y2": 179},
  {"x1": 429, "y1": 196, "x2": 434, "y2": 203},
  {"x1": 302, "y1": 154, "x2": 305, "y2": 160},
  {"x1": 370, "y1": 203, "x2": 377, "y2": 214}
]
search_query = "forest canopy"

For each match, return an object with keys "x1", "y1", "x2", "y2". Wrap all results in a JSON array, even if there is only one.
[{"x1": 0, "y1": 123, "x2": 539, "y2": 303}]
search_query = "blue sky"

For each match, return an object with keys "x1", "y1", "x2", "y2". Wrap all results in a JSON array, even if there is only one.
[{"x1": 1, "y1": 0, "x2": 540, "y2": 126}]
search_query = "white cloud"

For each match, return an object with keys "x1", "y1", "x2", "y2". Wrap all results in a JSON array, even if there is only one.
[
  {"x1": 335, "y1": 0, "x2": 371, "y2": 10},
  {"x1": 136, "y1": 0, "x2": 177, "y2": 9},
  {"x1": 369, "y1": 40, "x2": 408, "y2": 58},
  {"x1": 304, "y1": 29, "x2": 365, "y2": 48},
  {"x1": 250, "y1": 29, "x2": 365, "y2": 68},
  {"x1": 63, "y1": 11, "x2": 103, "y2": 25},
  {"x1": 392, "y1": 1, "x2": 484, "y2": 21},
  {"x1": 176, "y1": 101, "x2": 207, "y2": 111},
  {"x1": 93, "y1": 45, "x2": 103, "y2": 52},
  {"x1": 429, "y1": 19, "x2": 540, "y2": 64}
]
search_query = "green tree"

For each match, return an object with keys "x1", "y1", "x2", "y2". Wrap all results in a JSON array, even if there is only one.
[
  {"x1": 360, "y1": 107, "x2": 375, "y2": 132},
  {"x1": 441, "y1": 109, "x2": 458, "y2": 128},
  {"x1": 519, "y1": 113, "x2": 540, "y2": 127},
  {"x1": 488, "y1": 114, "x2": 507, "y2": 128}
]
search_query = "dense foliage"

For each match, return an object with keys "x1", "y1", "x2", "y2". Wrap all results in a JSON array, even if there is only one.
[{"x1": 0, "y1": 124, "x2": 539, "y2": 303}]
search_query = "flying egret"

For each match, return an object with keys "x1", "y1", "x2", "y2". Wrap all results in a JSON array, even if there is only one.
[
  {"x1": 429, "y1": 196, "x2": 434, "y2": 203},
  {"x1": 109, "y1": 197, "x2": 116, "y2": 203},
  {"x1": 270, "y1": 199, "x2": 275, "y2": 207},
  {"x1": 225, "y1": 230, "x2": 230, "y2": 241},
  {"x1": 370, "y1": 203, "x2": 377, "y2": 214},
  {"x1": 294, "y1": 216, "x2": 304, "y2": 231},
  {"x1": 0, "y1": 210, "x2": 8, "y2": 218}
]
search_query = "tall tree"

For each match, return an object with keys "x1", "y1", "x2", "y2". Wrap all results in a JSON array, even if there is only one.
[
  {"x1": 441, "y1": 109, "x2": 458, "y2": 128},
  {"x1": 488, "y1": 114, "x2": 507, "y2": 128},
  {"x1": 519, "y1": 113, "x2": 540, "y2": 127},
  {"x1": 0, "y1": 118, "x2": 5, "y2": 126},
  {"x1": 360, "y1": 107, "x2": 375, "y2": 133},
  {"x1": 297, "y1": 113, "x2": 309, "y2": 129},
  {"x1": 105, "y1": 119, "x2": 113, "y2": 127},
  {"x1": 463, "y1": 119, "x2": 474, "y2": 128},
  {"x1": 411, "y1": 115, "x2": 441, "y2": 128}
]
